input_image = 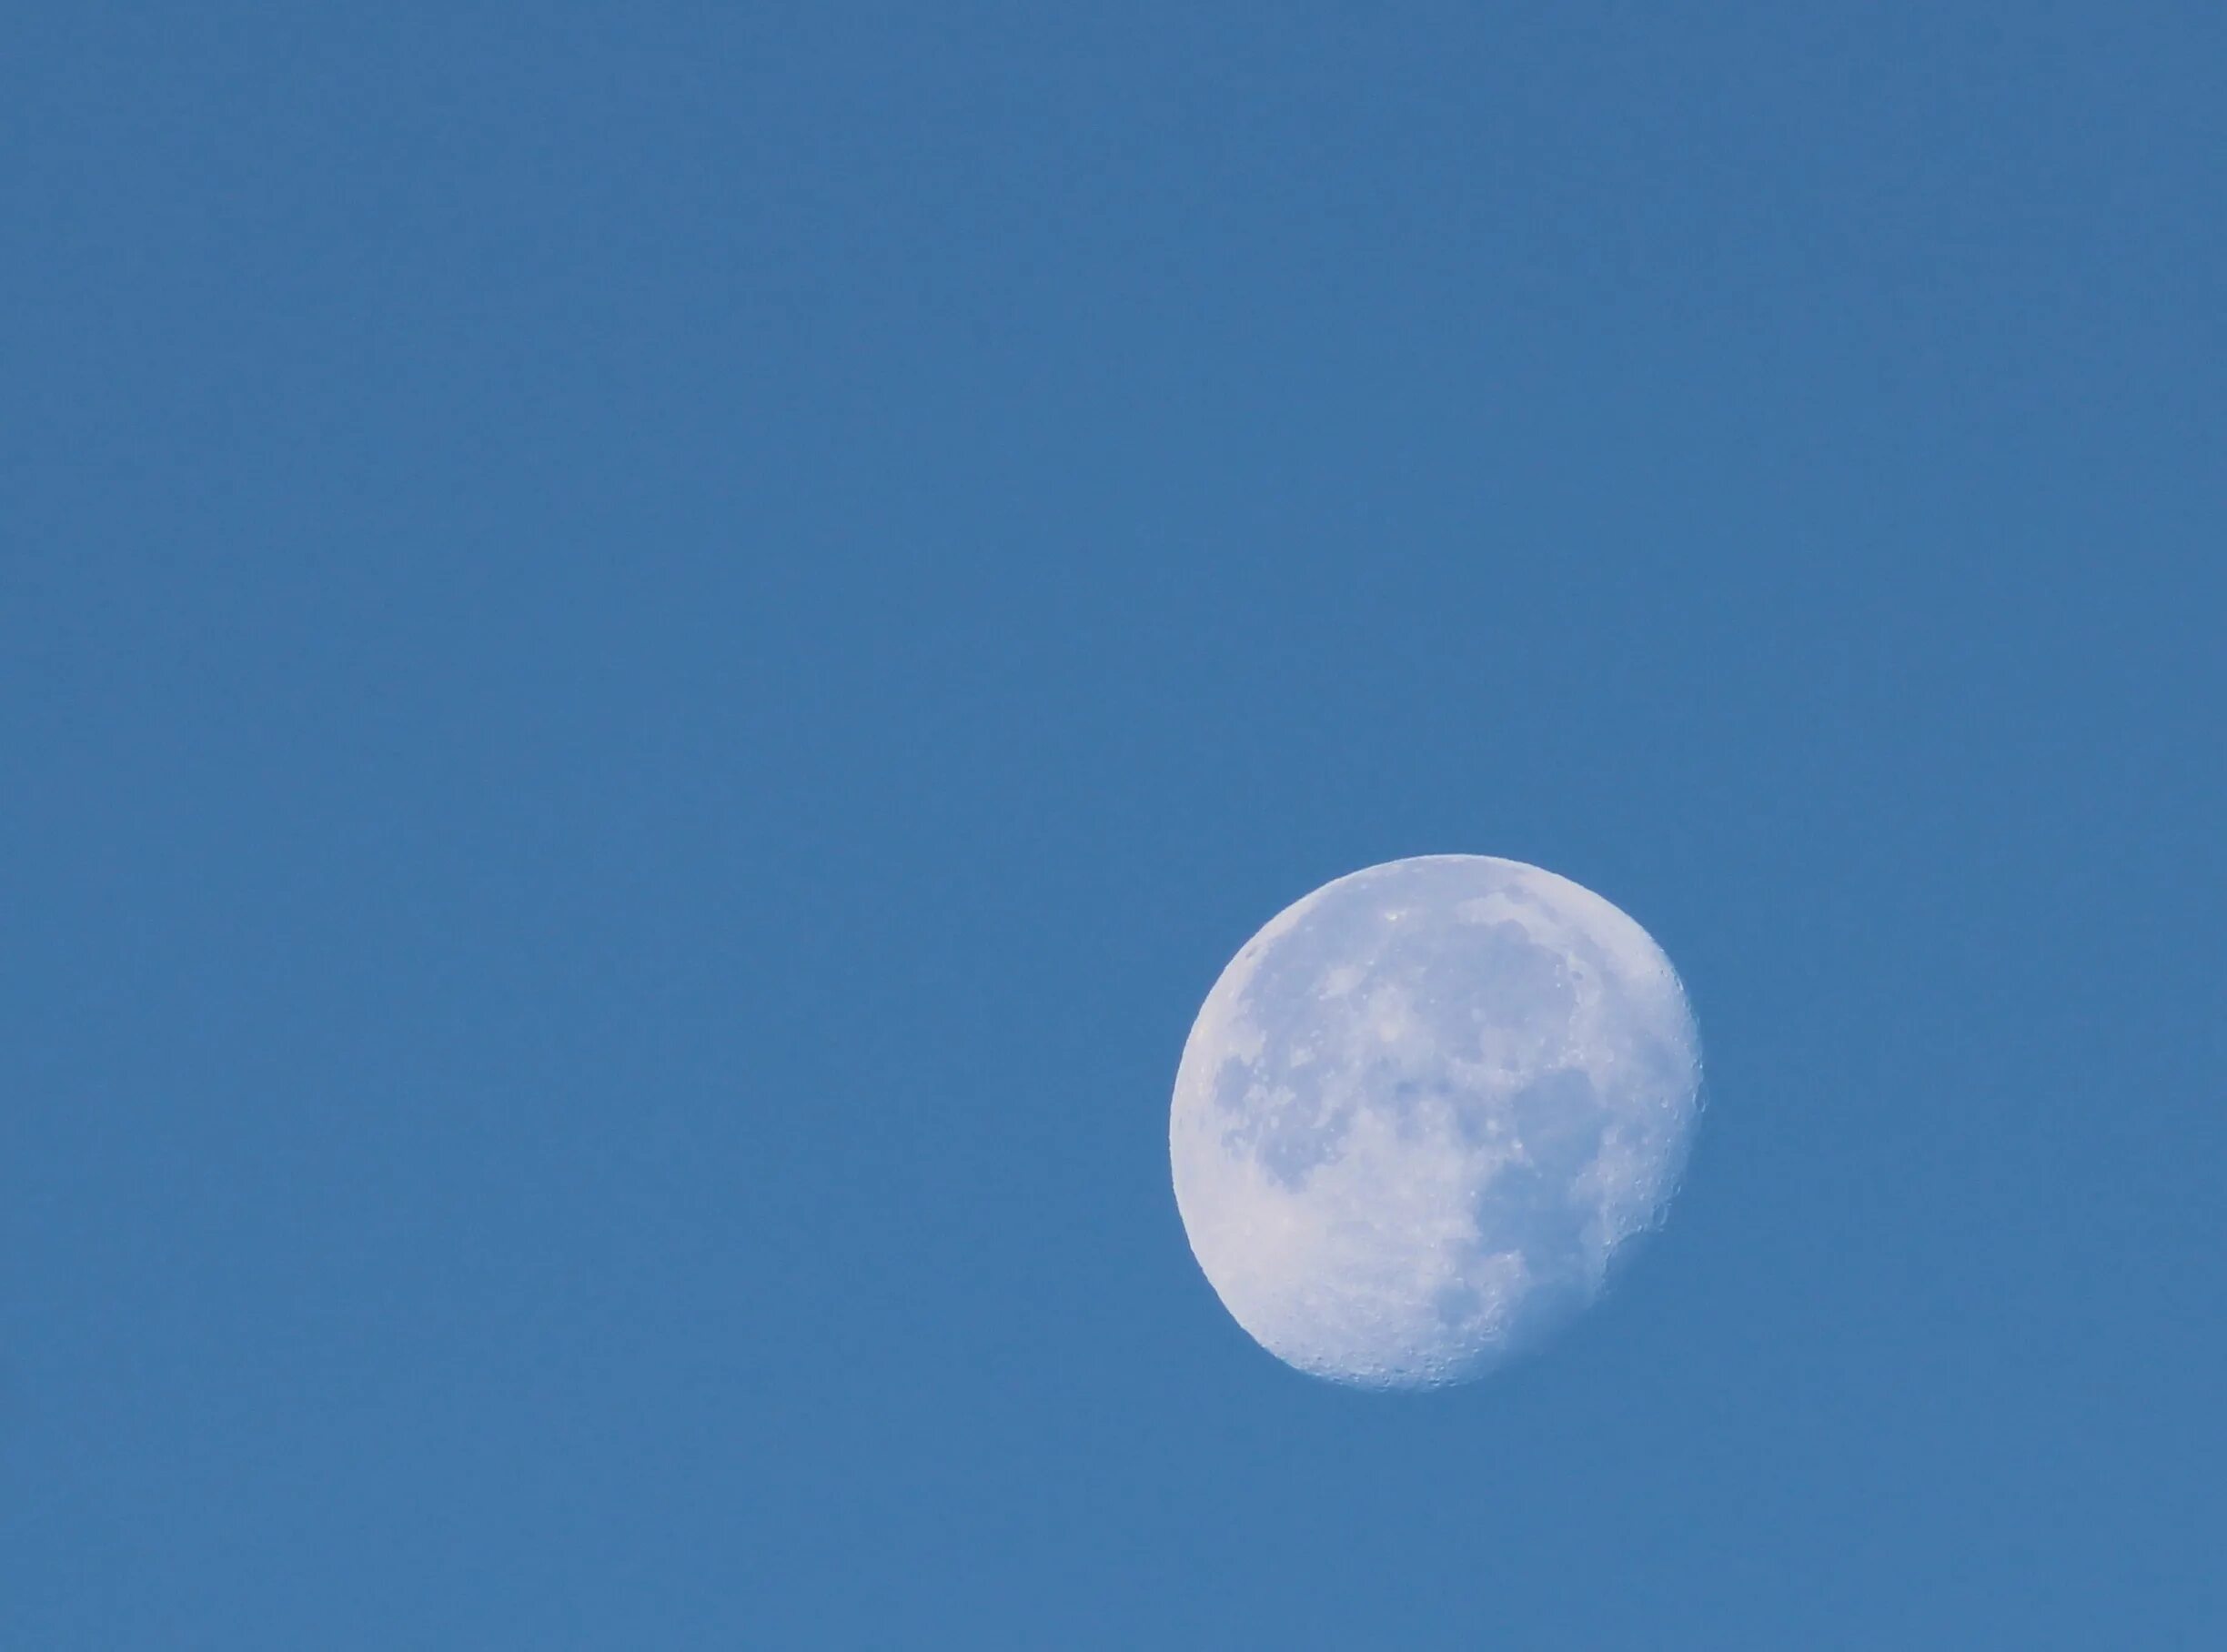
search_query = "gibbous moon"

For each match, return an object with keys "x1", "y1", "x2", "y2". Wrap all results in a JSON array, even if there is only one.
[{"x1": 1170, "y1": 855, "x2": 1701, "y2": 1389}]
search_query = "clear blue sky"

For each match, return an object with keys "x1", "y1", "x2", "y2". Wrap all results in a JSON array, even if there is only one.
[{"x1": 5, "y1": 5, "x2": 2222, "y2": 1646}]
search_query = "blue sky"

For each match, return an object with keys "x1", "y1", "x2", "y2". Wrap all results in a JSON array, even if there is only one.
[{"x1": 5, "y1": 5, "x2": 2222, "y2": 1646}]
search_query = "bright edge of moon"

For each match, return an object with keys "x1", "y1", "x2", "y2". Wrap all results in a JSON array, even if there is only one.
[{"x1": 1169, "y1": 854, "x2": 1701, "y2": 1390}]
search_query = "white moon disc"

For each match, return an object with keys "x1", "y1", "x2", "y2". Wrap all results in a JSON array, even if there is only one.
[{"x1": 1170, "y1": 855, "x2": 1701, "y2": 1389}]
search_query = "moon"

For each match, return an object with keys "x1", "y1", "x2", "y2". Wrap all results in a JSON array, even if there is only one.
[{"x1": 1169, "y1": 855, "x2": 1701, "y2": 1389}]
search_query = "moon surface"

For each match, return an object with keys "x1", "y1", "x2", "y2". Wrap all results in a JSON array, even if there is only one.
[{"x1": 1169, "y1": 855, "x2": 1701, "y2": 1389}]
